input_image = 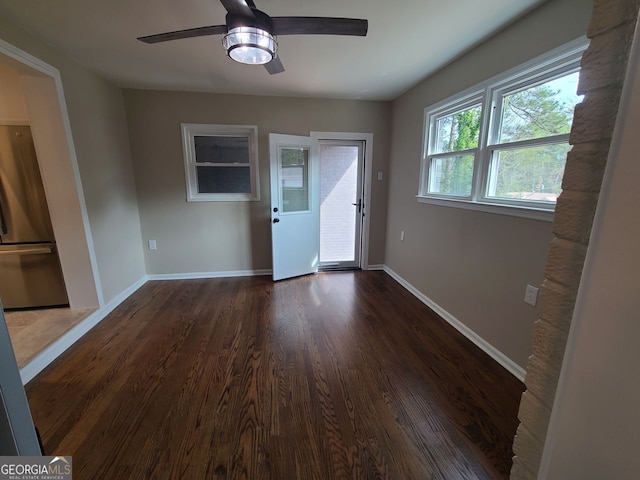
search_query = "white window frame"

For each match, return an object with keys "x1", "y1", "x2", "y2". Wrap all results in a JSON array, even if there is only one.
[
  {"x1": 182, "y1": 123, "x2": 260, "y2": 202},
  {"x1": 418, "y1": 38, "x2": 589, "y2": 221}
]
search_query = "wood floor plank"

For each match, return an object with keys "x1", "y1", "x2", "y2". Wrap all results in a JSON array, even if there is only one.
[{"x1": 25, "y1": 272, "x2": 523, "y2": 479}]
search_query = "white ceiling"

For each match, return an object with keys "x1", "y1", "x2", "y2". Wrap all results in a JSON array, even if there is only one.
[{"x1": 0, "y1": 0, "x2": 543, "y2": 101}]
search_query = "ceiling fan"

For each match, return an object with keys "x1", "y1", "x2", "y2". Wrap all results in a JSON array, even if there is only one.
[{"x1": 137, "y1": 0, "x2": 368, "y2": 75}]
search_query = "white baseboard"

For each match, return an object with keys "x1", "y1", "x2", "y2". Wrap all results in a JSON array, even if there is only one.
[
  {"x1": 366, "y1": 264, "x2": 385, "y2": 271},
  {"x1": 382, "y1": 266, "x2": 525, "y2": 381},
  {"x1": 148, "y1": 269, "x2": 272, "y2": 280},
  {"x1": 20, "y1": 275, "x2": 148, "y2": 384}
]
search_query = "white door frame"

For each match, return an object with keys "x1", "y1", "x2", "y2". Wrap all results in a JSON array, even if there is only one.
[
  {"x1": 317, "y1": 139, "x2": 365, "y2": 270},
  {"x1": 311, "y1": 132, "x2": 373, "y2": 270}
]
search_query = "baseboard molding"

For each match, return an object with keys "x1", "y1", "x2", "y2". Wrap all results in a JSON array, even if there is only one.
[
  {"x1": 148, "y1": 269, "x2": 272, "y2": 280},
  {"x1": 366, "y1": 264, "x2": 385, "y2": 271},
  {"x1": 382, "y1": 266, "x2": 526, "y2": 381},
  {"x1": 19, "y1": 275, "x2": 148, "y2": 384}
]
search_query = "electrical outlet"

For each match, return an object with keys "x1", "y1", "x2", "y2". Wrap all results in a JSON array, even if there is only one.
[
  {"x1": 524, "y1": 284, "x2": 539, "y2": 306},
  {"x1": 377, "y1": 171, "x2": 383, "y2": 181},
  {"x1": 148, "y1": 240, "x2": 157, "y2": 251},
  {"x1": 400, "y1": 230, "x2": 405, "y2": 241}
]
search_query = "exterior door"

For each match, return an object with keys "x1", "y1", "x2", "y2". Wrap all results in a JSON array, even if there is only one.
[
  {"x1": 318, "y1": 140, "x2": 365, "y2": 269},
  {"x1": 269, "y1": 134, "x2": 319, "y2": 281}
]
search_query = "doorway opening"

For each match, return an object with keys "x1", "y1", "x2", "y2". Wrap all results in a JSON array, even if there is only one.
[
  {"x1": 319, "y1": 140, "x2": 365, "y2": 271},
  {"x1": 0, "y1": 39, "x2": 101, "y2": 376},
  {"x1": 270, "y1": 132, "x2": 373, "y2": 280}
]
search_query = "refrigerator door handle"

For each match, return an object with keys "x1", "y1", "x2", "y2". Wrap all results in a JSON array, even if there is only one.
[{"x1": 0, "y1": 246, "x2": 52, "y2": 256}]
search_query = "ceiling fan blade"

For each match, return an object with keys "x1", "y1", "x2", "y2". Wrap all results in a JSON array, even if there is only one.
[
  {"x1": 219, "y1": 0, "x2": 255, "y2": 17},
  {"x1": 138, "y1": 25, "x2": 228, "y2": 44},
  {"x1": 264, "y1": 56, "x2": 285, "y2": 75},
  {"x1": 271, "y1": 17, "x2": 368, "y2": 36}
]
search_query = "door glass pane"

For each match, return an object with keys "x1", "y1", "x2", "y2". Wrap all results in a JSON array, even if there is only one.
[
  {"x1": 486, "y1": 143, "x2": 571, "y2": 202},
  {"x1": 319, "y1": 145, "x2": 359, "y2": 263},
  {"x1": 280, "y1": 147, "x2": 309, "y2": 212}
]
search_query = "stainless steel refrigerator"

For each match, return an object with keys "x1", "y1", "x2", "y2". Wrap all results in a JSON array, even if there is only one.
[{"x1": 0, "y1": 125, "x2": 68, "y2": 309}]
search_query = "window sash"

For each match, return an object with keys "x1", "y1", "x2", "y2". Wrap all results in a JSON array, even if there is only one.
[
  {"x1": 425, "y1": 152, "x2": 477, "y2": 199},
  {"x1": 431, "y1": 103, "x2": 483, "y2": 154},
  {"x1": 483, "y1": 140, "x2": 570, "y2": 207},
  {"x1": 195, "y1": 165, "x2": 253, "y2": 195},
  {"x1": 488, "y1": 68, "x2": 581, "y2": 148}
]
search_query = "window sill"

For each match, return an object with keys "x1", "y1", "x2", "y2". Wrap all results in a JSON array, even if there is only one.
[{"x1": 416, "y1": 195, "x2": 554, "y2": 222}]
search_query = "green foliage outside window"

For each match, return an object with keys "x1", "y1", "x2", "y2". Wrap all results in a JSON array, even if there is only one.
[{"x1": 432, "y1": 106, "x2": 481, "y2": 195}]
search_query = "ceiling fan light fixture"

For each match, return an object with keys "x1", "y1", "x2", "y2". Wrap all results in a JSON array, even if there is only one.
[{"x1": 223, "y1": 26, "x2": 277, "y2": 65}]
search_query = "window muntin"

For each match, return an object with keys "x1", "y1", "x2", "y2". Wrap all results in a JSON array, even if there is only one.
[
  {"x1": 419, "y1": 39, "x2": 587, "y2": 216},
  {"x1": 182, "y1": 124, "x2": 259, "y2": 202}
]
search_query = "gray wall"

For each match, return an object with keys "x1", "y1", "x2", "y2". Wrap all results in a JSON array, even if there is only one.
[
  {"x1": 0, "y1": 16, "x2": 146, "y2": 304},
  {"x1": 123, "y1": 89, "x2": 391, "y2": 275},
  {"x1": 385, "y1": 0, "x2": 594, "y2": 369}
]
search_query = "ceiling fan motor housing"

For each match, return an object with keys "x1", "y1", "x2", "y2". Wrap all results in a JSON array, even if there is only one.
[{"x1": 223, "y1": 10, "x2": 277, "y2": 65}]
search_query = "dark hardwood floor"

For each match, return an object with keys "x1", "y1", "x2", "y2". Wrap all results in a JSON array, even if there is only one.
[{"x1": 25, "y1": 271, "x2": 524, "y2": 479}]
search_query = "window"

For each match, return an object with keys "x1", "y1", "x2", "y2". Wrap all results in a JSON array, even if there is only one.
[
  {"x1": 419, "y1": 39, "x2": 587, "y2": 219},
  {"x1": 182, "y1": 124, "x2": 259, "y2": 201}
]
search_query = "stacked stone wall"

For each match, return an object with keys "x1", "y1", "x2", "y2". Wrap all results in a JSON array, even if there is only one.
[{"x1": 510, "y1": 1, "x2": 640, "y2": 478}]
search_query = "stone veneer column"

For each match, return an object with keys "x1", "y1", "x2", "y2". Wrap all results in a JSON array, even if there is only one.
[{"x1": 510, "y1": 1, "x2": 640, "y2": 478}]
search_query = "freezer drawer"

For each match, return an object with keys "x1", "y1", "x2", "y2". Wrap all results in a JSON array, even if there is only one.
[{"x1": 0, "y1": 243, "x2": 68, "y2": 309}]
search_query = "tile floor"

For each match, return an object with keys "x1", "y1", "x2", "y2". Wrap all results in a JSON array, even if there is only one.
[{"x1": 5, "y1": 307, "x2": 95, "y2": 367}]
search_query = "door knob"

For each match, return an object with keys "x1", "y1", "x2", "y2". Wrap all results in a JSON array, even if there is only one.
[{"x1": 273, "y1": 218, "x2": 280, "y2": 223}]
